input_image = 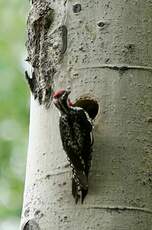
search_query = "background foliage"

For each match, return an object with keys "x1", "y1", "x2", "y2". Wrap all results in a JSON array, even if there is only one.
[{"x1": 0, "y1": 0, "x2": 29, "y2": 228}]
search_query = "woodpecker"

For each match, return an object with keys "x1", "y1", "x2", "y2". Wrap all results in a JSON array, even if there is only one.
[{"x1": 53, "y1": 89, "x2": 93, "y2": 203}]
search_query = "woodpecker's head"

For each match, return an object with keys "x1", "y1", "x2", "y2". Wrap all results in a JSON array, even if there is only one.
[{"x1": 53, "y1": 89, "x2": 73, "y2": 112}]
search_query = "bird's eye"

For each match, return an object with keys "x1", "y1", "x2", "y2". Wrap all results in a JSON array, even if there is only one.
[{"x1": 54, "y1": 94, "x2": 60, "y2": 99}]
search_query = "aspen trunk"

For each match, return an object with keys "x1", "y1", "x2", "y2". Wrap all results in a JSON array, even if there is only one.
[{"x1": 21, "y1": 0, "x2": 152, "y2": 229}]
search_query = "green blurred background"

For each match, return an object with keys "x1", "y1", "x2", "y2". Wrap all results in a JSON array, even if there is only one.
[{"x1": 0, "y1": 1, "x2": 29, "y2": 229}]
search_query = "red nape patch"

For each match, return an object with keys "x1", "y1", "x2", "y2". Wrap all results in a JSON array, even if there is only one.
[
  {"x1": 53, "y1": 89, "x2": 65, "y2": 98},
  {"x1": 68, "y1": 98, "x2": 74, "y2": 107}
]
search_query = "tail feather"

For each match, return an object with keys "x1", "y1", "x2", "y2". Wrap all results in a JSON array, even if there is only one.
[
  {"x1": 72, "y1": 178, "x2": 80, "y2": 204},
  {"x1": 72, "y1": 177, "x2": 88, "y2": 204},
  {"x1": 81, "y1": 187, "x2": 88, "y2": 204},
  {"x1": 77, "y1": 171, "x2": 88, "y2": 190}
]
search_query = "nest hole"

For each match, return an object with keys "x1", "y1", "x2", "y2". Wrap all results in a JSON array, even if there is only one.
[
  {"x1": 74, "y1": 97, "x2": 99, "y2": 120},
  {"x1": 73, "y1": 4, "x2": 81, "y2": 13}
]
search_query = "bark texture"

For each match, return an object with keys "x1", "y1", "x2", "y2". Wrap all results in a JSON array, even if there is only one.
[
  {"x1": 21, "y1": 0, "x2": 152, "y2": 229},
  {"x1": 26, "y1": 0, "x2": 68, "y2": 106}
]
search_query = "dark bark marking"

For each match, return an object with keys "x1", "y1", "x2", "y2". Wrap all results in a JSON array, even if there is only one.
[
  {"x1": 44, "y1": 10, "x2": 54, "y2": 30},
  {"x1": 34, "y1": 210, "x2": 44, "y2": 219},
  {"x1": 22, "y1": 219, "x2": 40, "y2": 230},
  {"x1": 25, "y1": 71, "x2": 37, "y2": 94},
  {"x1": 87, "y1": 206, "x2": 152, "y2": 214},
  {"x1": 73, "y1": 4, "x2": 81, "y2": 13},
  {"x1": 45, "y1": 174, "x2": 51, "y2": 179},
  {"x1": 97, "y1": 21, "x2": 106, "y2": 28},
  {"x1": 24, "y1": 207, "x2": 30, "y2": 217},
  {"x1": 97, "y1": 21, "x2": 110, "y2": 30},
  {"x1": 61, "y1": 25, "x2": 68, "y2": 54}
]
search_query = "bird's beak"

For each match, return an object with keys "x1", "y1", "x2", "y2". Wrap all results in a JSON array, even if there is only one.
[{"x1": 66, "y1": 90, "x2": 71, "y2": 96}]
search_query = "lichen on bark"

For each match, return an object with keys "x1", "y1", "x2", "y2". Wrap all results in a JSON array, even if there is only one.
[{"x1": 25, "y1": 0, "x2": 67, "y2": 107}]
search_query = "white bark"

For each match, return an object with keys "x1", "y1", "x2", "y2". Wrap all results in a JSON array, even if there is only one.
[{"x1": 21, "y1": 0, "x2": 152, "y2": 229}]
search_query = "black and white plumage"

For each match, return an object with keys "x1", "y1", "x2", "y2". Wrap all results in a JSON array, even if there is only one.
[{"x1": 53, "y1": 89, "x2": 93, "y2": 203}]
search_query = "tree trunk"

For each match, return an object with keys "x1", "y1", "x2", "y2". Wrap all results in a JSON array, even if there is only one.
[{"x1": 21, "y1": 0, "x2": 152, "y2": 229}]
